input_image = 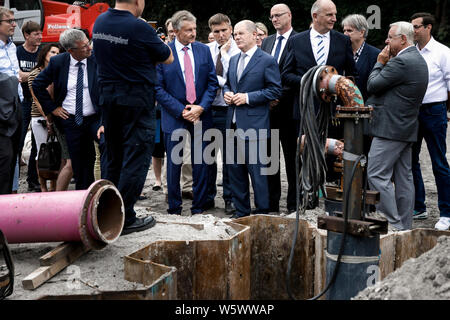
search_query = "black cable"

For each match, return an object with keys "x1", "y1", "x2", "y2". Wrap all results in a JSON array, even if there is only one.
[
  {"x1": 285, "y1": 65, "x2": 365, "y2": 300},
  {"x1": 286, "y1": 66, "x2": 330, "y2": 300},
  {"x1": 308, "y1": 155, "x2": 364, "y2": 300}
]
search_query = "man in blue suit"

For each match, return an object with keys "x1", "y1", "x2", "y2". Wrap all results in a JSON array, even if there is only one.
[
  {"x1": 342, "y1": 14, "x2": 380, "y2": 101},
  {"x1": 224, "y1": 20, "x2": 282, "y2": 218},
  {"x1": 155, "y1": 10, "x2": 218, "y2": 215},
  {"x1": 33, "y1": 28, "x2": 104, "y2": 190}
]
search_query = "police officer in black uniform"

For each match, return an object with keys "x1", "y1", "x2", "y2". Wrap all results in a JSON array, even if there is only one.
[{"x1": 92, "y1": 0, "x2": 174, "y2": 235}]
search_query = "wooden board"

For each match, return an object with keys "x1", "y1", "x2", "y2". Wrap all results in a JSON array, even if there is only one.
[{"x1": 22, "y1": 242, "x2": 90, "y2": 290}]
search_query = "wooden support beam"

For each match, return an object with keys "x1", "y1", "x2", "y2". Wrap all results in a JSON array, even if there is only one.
[{"x1": 22, "y1": 242, "x2": 90, "y2": 290}]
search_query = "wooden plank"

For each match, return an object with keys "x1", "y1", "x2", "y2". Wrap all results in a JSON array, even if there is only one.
[
  {"x1": 23, "y1": 243, "x2": 90, "y2": 290},
  {"x1": 39, "y1": 242, "x2": 84, "y2": 266}
]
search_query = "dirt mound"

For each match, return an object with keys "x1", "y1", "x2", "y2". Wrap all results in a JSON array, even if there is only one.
[{"x1": 354, "y1": 236, "x2": 450, "y2": 300}]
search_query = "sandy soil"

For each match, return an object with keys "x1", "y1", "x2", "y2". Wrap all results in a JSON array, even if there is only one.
[{"x1": 2, "y1": 128, "x2": 448, "y2": 299}]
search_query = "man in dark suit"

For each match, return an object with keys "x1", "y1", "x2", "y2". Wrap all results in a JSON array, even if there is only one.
[
  {"x1": 33, "y1": 28, "x2": 104, "y2": 190},
  {"x1": 342, "y1": 14, "x2": 380, "y2": 101},
  {"x1": 282, "y1": 0, "x2": 357, "y2": 188},
  {"x1": 282, "y1": 0, "x2": 356, "y2": 126},
  {"x1": 155, "y1": 10, "x2": 218, "y2": 215},
  {"x1": 367, "y1": 22, "x2": 428, "y2": 231},
  {"x1": 224, "y1": 20, "x2": 281, "y2": 218},
  {"x1": 261, "y1": 3, "x2": 297, "y2": 213}
]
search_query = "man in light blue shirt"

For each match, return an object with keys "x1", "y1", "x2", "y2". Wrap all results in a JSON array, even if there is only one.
[
  {"x1": 0, "y1": 7, "x2": 22, "y2": 194},
  {"x1": 0, "y1": 7, "x2": 23, "y2": 101}
]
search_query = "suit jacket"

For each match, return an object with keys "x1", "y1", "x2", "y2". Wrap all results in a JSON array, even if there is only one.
[
  {"x1": 366, "y1": 46, "x2": 428, "y2": 142},
  {"x1": 281, "y1": 29, "x2": 357, "y2": 119},
  {"x1": 32, "y1": 52, "x2": 100, "y2": 116},
  {"x1": 261, "y1": 30, "x2": 297, "y2": 117},
  {"x1": 355, "y1": 43, "x2": 380, "y2": 101},
  {"x1": 155, "y1": 41, "x2": 218, "y2": 133},
  {"x1": 224, "y1": 48, "x2": 282, "y2": 140},
  {"x1": 0, "y1": 73, "x2": 21, "y2": 137}
]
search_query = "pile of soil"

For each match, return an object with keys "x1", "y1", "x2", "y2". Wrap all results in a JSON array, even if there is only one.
[{"x1": 354, "y1": 236, "x2": 450, "y2": 300}]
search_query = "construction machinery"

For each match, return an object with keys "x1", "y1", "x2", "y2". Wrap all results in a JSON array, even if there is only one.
[{"x1": 2, "y1": 0, "x2": 109, "y2": 44}]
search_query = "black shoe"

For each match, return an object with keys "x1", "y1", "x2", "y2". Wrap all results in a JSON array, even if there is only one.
[
  {"x1": 152, "y1": 185, "x2": 162, "y2": 191},
  {"x1": 224, "y1": 201, "x2": 236, "y2": 215},
  {"x1": 70, "y1": 178, "x2": 76, "y2": 184},
  {"x1": 231, "y1": 213, "x2": 248, "y2": 219},
  {"x1": 268, "y1": 206, "x2": 279, "y2": 213},
  {"x1": 27, "y1": 183, "x2": 41, "y2": 192},
  {"x1": 203, "y1": 200, "x2": 215, "y2": 211},
  {"x1": 288, "y1": 207, "x2": 297, "y2": 214},
  {"x1": 121, "y1": 216, "x2": 156, "y2": 236},
  {"x1": 182, "y1": 191, "x2": 194, "y2": 200}
]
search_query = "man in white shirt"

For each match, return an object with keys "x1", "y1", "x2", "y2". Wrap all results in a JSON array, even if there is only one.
[
  {"x1": 205, "y1": 13, "x2": 240, "y2": 214},
  {"x1": 410, "y1": 12, "x2": 450, "y2": 230},
  {"x1": 261, "y1": 3, "x2": 297, "y2": 213},
  {"x1": 33, "y1": 29, "x2": 105, "y2": 191}
]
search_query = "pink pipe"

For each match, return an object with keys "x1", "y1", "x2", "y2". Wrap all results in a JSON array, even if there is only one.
[{"x1": 0, "y1": 180, "x2": 124, "y2": 250}]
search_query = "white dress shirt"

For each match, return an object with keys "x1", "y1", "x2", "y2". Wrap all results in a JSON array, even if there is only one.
[
  {"x1": 310, "y1": 27, "x2": 330, "y2": 65},
  {"x1": 208, "y1": 38, "x2": 240, "y2": 106},
  {"x1": 175, "y1": 38, "x2": 196, "y2": 83},
  {"x1": 62, "y1": 55, "x2": 95, "y2": 116},
  {"x1": 416, "y1": 37, "x2": 450, "y2": 104},
  {"x1": 270, "y1": 28, "x2": 293, "y2": 63},
  {"x1": 233, "y1": 45, "x2": 258, "y2": 123}
]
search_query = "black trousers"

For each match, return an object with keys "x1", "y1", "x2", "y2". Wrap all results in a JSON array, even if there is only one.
[
  {"x1": 60, "y1": 114, "x2": 105, "y2": 190},
  {"x1": 0, "y1": 127, "x2": 21, "y2": 194},
  {"x1": 267, "y1": 107, "x2": 298, "y2": 211}
]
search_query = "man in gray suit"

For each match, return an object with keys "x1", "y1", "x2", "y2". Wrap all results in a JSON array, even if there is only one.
[{"x1": 366, "y1": 21, "x2": 429, "y2": 230}]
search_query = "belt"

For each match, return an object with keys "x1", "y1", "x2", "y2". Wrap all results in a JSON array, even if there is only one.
[
  {"x1": 421, "y1": 101, "x2": 445, "y2": 108},
  {"x1": 212, "y1": 105, "x2": 228, "y2": 111}
]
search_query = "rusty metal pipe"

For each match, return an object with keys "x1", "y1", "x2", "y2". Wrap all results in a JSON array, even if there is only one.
[{"x1": 0, "y1": 180, "x2": 124, "y2": 249}]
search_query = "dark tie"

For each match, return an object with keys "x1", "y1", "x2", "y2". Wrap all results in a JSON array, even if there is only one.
[
  {"x1": 75, "y1": 61, "x2": 84, "y2": 126},
  {"x1": 216, "y1": 46, "x2": 224, "y2": 76},
  {"x1": 183, "y1": 47, "x2": 196, "y2": 104},
  {"x1": 273, "y1": 35, "x2": 284, "y2": 62}
]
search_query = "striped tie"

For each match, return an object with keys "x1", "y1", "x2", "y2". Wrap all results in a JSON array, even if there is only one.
[
  {"x1": 75, "y1": 61, "x2": 84, "y2": 126},
  {"x1": 316, "y1": 35, "x2": 325, "y2": 66}
]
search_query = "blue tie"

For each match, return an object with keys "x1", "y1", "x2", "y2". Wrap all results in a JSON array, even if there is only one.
[
  {"x1": 273, "y1": 35, "x2": 284, "y2": 63},
  {"x1": 316, "y1": 35, "x2": 325, "y2": 65},
  {"x1": 75, "y1": 61, "x2": 84, "y2": 126}
]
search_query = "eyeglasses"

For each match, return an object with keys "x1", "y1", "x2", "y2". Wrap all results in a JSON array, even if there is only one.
[
  {"x1": 386, "y1": 34, "x2": 402, "y2": 41},
  {"x1": 71, "y1": 41, "x2": 92, "y2": 51},
  {"x1": 0, "y1": 19, "x2": 16, "y2": 25},
  {"x1": 269, "y1": 12, "x2": 288, "y2": 21},
  {"x1": 413, "y1": 24, "x2": 424, "y2": 29}
]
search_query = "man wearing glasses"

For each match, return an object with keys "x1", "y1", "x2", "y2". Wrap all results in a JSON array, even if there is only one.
[
  {"x1": 33, "y1": 28, "x2": 105, "y2": 191},
  {"x1": 409, "y1": 12, "x2": 450, "y2": 231},
  {"x1": 0, "y1": 7, "x2": 22, "y2": 194},
  {"x1": 261, "y1": 3, "x2": 297, "y2": 214},
  {"x1": 366, "y1": 22, "x2": 428, "y2": 231}
]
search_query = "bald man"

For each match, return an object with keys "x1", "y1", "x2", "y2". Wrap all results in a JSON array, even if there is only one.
[
  {"x1": 282, "y1": 0, "x2": 357, "y2": 191},
  {"x1": 261, "y1": 3, "x2": 298, "y2": 213},
  {"x1": 224, "y1": 20, "x2": 281, "y2": 218}
]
